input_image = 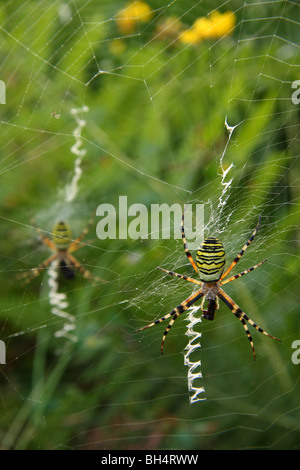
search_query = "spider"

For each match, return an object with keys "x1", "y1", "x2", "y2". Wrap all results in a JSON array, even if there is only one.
[
  {"x1": 136, "y1": 208, "x2": 281, "y2": 360},
  {"x1": 20, "y1": 217, "x2": 103, "y2": 286}
]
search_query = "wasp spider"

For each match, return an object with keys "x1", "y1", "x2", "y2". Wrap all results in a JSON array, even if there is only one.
[
  {"x1": 20, "y1": 218, "x2": 102, "y2": 286},
  {"x1": 136, "y1": 209, "x2": 281, "y2": 360}
]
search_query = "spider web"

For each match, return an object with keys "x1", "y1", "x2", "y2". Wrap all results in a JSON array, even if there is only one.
[{"x1": 0, "y1": 0, "x2": 299, "y2": 451}]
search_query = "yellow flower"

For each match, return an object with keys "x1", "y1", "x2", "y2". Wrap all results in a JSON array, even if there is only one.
[
  {"x1": 179, "y1": 10, "x2": 236, "y2": 45},
  {"x1": 116, "y1": 1, "x2": 153, "y2": 34},
  {"x1": 193, "y1": 17, "x2": 214, "y2": 40},
  {"x1": 179, "y1": 28, "x2": 201, "y2": 45},
  {"x1": 179, "y1": 17, "x2": 213, "y2": 45},
  {"x1": 208, "y1": 11, "x2": 236, "y2": 38}
]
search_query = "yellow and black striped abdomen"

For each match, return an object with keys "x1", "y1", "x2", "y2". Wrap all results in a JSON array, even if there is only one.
[
  {"x1": 196, "y1": 237, "x2": 226, "y2": 282},
  {"x1": 52, "y1": 221, "x2": 72, "y2": 250}
]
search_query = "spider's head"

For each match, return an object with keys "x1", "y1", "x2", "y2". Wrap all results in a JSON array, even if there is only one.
[
  {"x1": 52, "y1": 221, "x2": 72, "y2": 250},
  {"x1": 196, "y1": 237, "x2": 226, "y2": 282}
]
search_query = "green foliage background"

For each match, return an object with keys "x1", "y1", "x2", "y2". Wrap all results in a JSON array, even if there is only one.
[{"x1": 0, "y1": 0, "x2": 299, "y2": 450}]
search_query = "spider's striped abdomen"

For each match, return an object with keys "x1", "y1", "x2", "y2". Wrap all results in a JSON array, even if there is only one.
[
  {"x1": 196, "y1": 237, "x2": 226, "y2": 282},
  {"x1": 52, "y1": 221, "x2": 72, "y2": 251}
]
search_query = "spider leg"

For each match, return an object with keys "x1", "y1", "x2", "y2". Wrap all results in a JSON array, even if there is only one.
[
  {"x1": 220, "y1": 216, "x2": 261, "y2": 281},
  {"x1": 31, "y1": 217, "x2": 56, "y2": 251},
  {"x1": 19, "y1": 254, "x2": 58, "y2": 284},
  {"x1": 157, "y1": 267, "x2": 202, "y2": 286},
  {"x1": 220, "y1": 259, "x2": 267, "y2": 286},
  {"x1": 218, "y1": 288, "x2": 281, "y2": 361},
  {"x1": 66, "y1": 253, "x2": 106, "y2": 285},
  {"x1": 160, "y1": 312, "x2": 181, "y2": 354},
  {"x1": 136, "y1": 289, "x2": 203, "y2": 354},
  {"x1": 68, "y1": 217, "x2": 95, "y2": 253},
  {"x1": 181, "y1": 204, "x2": 198, "y2": 274}
]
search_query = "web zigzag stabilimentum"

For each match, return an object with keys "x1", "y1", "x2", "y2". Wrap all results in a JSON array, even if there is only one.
[
  {"x1": 48, "y1": 259, "x2": 78, "y2": 342},
  {"x1": 184, "y1": 306, "x2": 206, "y2": 404}
]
